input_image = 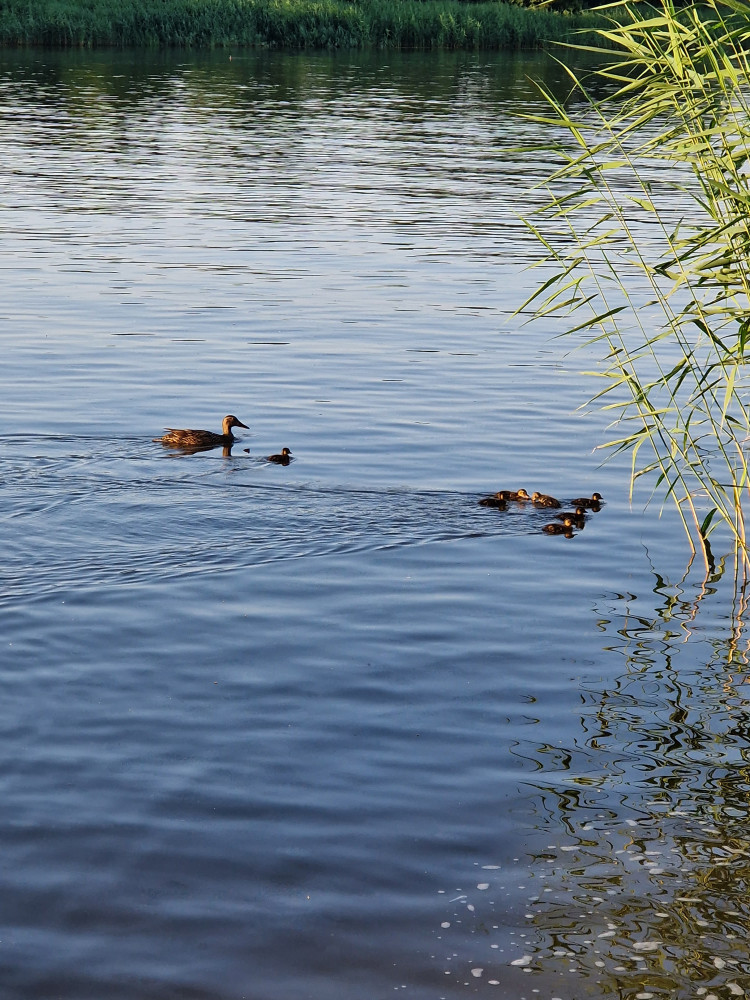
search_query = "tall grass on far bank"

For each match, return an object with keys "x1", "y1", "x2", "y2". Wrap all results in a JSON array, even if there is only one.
[
  {"x1": 0, "y1": 0, "x2": 612, "y2": 49},
  {"x1": 521, "y1": 0, "x2": 750, "y2": 567}
]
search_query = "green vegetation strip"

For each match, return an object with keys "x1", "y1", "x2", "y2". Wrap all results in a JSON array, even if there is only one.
[{"x1": 0, "y1": 0, "x2": 608, "y2": 49}]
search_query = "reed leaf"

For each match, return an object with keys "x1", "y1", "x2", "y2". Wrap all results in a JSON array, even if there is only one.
[{"x1": 520, "y1": 0, "x2": 750, "y2": 567}]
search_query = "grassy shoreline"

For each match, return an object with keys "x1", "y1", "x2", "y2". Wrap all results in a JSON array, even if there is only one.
[{"x1": 0, "y1": 0, "x2": 612, "y2": 50}]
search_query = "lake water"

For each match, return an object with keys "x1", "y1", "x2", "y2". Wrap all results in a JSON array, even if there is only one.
[{"x1": 1, "y1": 47, "x2": 749, "y2": 1000}]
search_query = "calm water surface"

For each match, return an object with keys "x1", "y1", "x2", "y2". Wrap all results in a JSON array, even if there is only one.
[{"x1": 1, "y1": 48, "x2": 749, "y2": 1000}]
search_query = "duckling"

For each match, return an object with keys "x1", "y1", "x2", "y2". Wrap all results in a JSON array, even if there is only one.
[
  {"x1": 532, "y1": 491, "x2": 561, "y2": 509},
  {"x1": 155, "y1": 415, "x2": 249, "y2": 449},
  {"x1": 570, "y1": 492, "x2": 603, "y2": 508},
  {"x1": 478, "y1": 495, "x2": 508, "y2": 508},
  {"x1": 555, "y1": 506, "x2": 587, "y2": 523},
  {"x1": 479, "y1": 488, "x2": 528, "y2": 505},
  {"x1": 497, "y1": 488, "x2": 530, "y2": 501},
  {"x1": 542, "y1": 517, "x2": 576, "y2": 535},
  {"x1": 266, "y1": 448, "x2": 293, "y2": 465}
]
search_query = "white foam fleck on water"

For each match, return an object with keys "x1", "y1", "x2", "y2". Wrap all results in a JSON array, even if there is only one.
[
  {"x1": 632, "y1": 941, "x2": 660, "y2": 952},
  {"x1": 471, "y1": 968, "x2": 483, "y2": 978},
  {"x1": 726, "y1": 983, "x2": 744, "y2": 996},
  {"x1": 713, "y1": 956, "x2": 726, "y2": 969},
  {"x1": 440, "y1": 922, "x2": 450, "y2": 929},
  {"x1": 481, "y1": 865, "x2": 500, "y2": 870},
  {"x1": 510, "y1": 955, "x2": 532, "y2": 967},
  {"x1": 477, "y1": 883, "x2": 489, "y2": 890}
]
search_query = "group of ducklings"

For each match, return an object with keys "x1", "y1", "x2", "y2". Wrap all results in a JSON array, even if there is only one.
[
  {"x1": 154, "y1": 414, "x2": 292, "y2": 464},
  {"x1": 154, "y1": 418, "x2": 601, "y2": 535},
  {"x1": 478, "y1": 488, "x2": 603, "y2": 536}
]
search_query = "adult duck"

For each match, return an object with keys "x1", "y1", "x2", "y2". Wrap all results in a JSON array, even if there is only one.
[{"x1": 155, "y1": 414, "x2": 249, "y2": 449}]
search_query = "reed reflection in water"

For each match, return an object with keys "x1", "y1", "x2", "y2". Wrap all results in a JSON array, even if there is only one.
[{"x1": 437, "y1": 555, "x2": 750, "y2": 997}]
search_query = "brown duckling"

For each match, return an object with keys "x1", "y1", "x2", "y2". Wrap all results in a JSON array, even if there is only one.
[
  {"x1": 555, "y1": 507, "x2": 587, "y2": 523},
  {"x1": 532, "y1": 491, "x2": 561, "y2": 509},
  {"x1": 570, "y1": 492, "x2": 603, "y2": 508},
  {"x1": 498, "y1": 488, "x2": 530, "y2": 502},
  {"x1": 543, "y1": 517, "x2": 576, "y2": 535},
  {"x1": 479, "y1": 488, "x2": 528, "y2": 505},
  {"x1": 155, "y1": 414, "x2": 249, "y2": 449},
  {"x1": 478, "y1": 494, "x2": 508, "y2": 508},
  {"x1": 266, "y1": 448, "x2": 293, "y2": 465}
]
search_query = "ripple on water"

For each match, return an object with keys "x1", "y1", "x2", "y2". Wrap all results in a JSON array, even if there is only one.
[{"x1": 0, "y1": 436, "x2": 605, "y2": 606}]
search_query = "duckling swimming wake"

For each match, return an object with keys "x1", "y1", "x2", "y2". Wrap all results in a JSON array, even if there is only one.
[{"x1": 154, "y1": 415, "x2": 249, "y2": 449}]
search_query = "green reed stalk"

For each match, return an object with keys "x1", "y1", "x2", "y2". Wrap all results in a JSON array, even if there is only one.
[{"x1": 521, "y1": 0, "x2": 750, "y2": 567}]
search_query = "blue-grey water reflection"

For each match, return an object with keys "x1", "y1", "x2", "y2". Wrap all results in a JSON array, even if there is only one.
[{"x1": 1, "y1": 47, "x2": 748, "y2": 1000}]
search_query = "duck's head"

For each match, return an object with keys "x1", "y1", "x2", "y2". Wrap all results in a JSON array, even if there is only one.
[
  {"x1": 516, "y1": 488, "x2": 531, "y2": 500},
  {"x1": 281, "y1": 448, "x2": 292, "y2": 457},
  {"x1": 591, "y1": 492, "x2": 603, "y2": 501},
  {"x1": 223, "y1": 415, "x2": 249, "y2": 434}
]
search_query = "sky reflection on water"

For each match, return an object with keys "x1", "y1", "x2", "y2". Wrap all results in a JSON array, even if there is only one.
[{"x1": 0, "y1": 46, "x2": 749, "y2": 1000}]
